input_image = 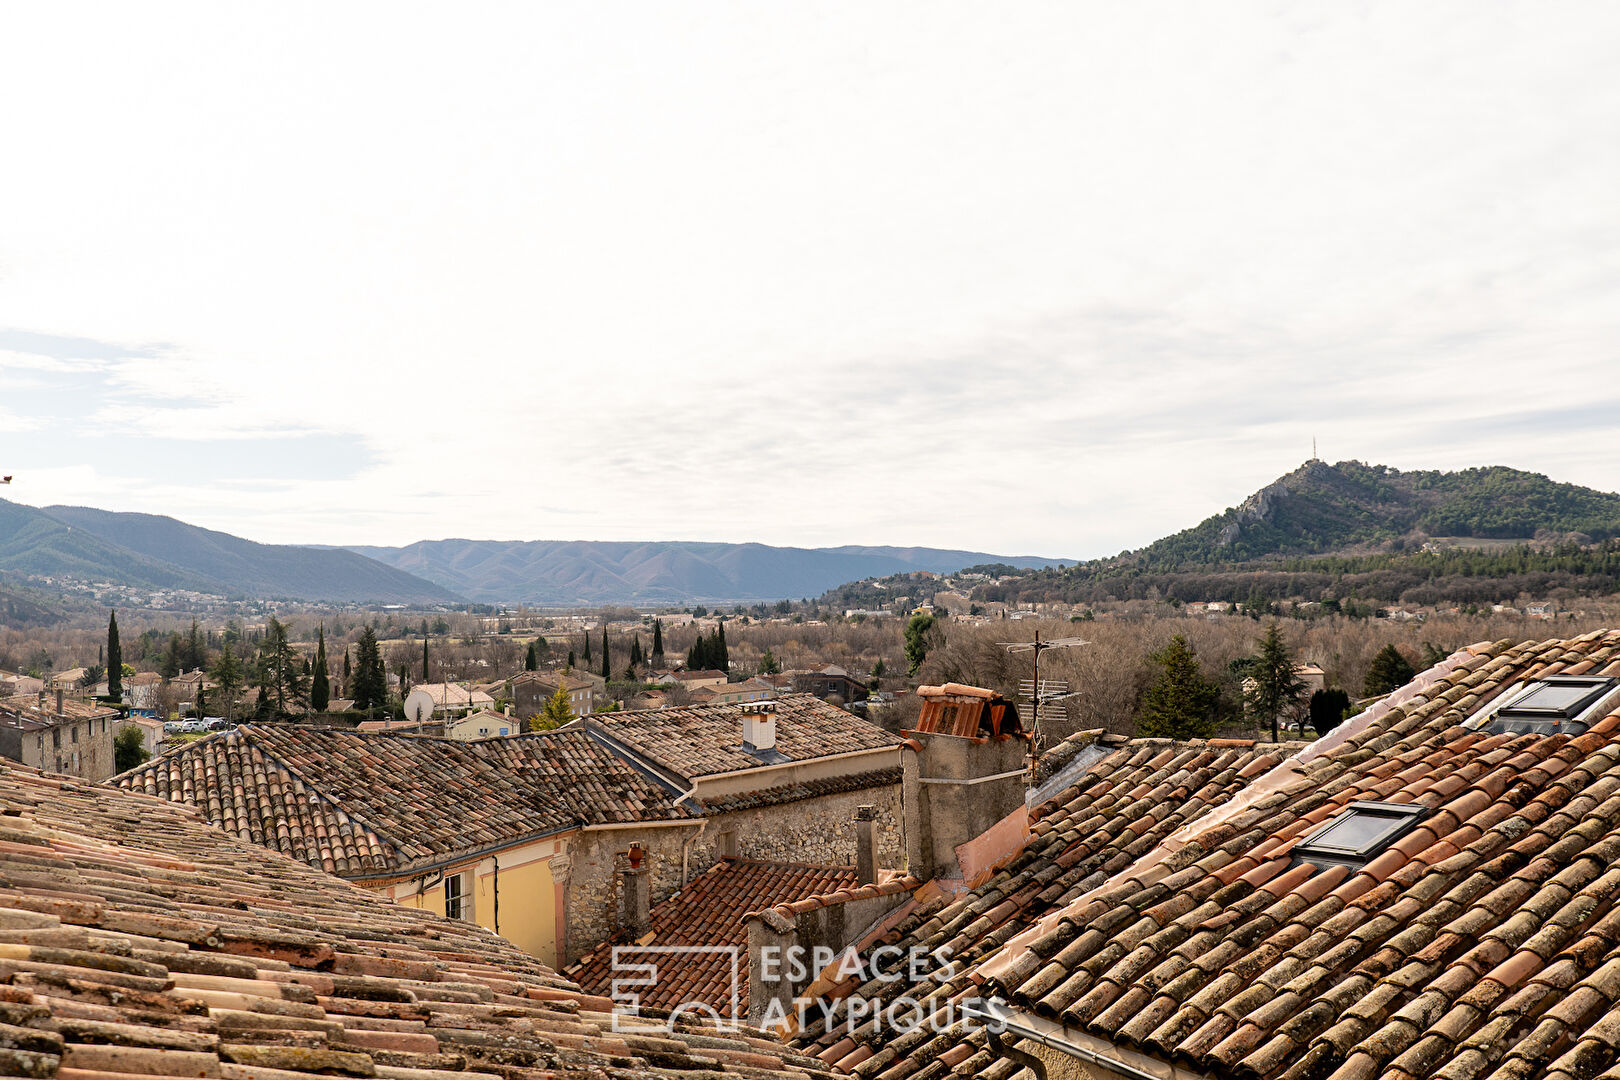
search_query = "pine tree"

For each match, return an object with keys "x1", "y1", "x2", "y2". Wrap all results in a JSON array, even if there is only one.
[
  {"x1": 758, "y1": 648, "x2": 780, "y2": 675},
  {"x1": 600, "y1": 627, "x2": 610, "y2": 680},
  {"x1": 651, "y1": 620, "x2": 665, "y2": 667},
  {"x1": 1363, "y1": 644, "x2": 1416, "y2": 697},
  {"x1": 211, "y1": 646, "x2": 243, "y2": 723},
  {"x1": 107, "y1": 611, "x2": 122, "y2": 701},
  {"x1": 183, "y1": 619, "x2": 207, "y2": 672},
  {"x1": 161, "y1": 633, "x2": 183, "y2": 679},
  {"x1": 311, "y1": 627, "x2": 331, "y2": 712},
  {"x1": 1137, "y1": 635, "x2": 1221, "y2": 739},
  {"x1": 1245, "y1": 623, "x2": 1306, "y2": 741},
  {"x1": 256, "y1": 618, "x2": 308, "y2": 719},
  {"x1": 351, "y1": 626, "x2": 387, "y2": 713}
]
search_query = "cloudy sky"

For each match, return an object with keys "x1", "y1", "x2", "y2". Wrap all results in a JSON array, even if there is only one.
[{"x1": 2, "y1": 3, "x2": 1617, "y2": 559}]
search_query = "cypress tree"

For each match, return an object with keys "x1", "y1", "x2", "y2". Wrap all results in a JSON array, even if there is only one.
[
  {"x1": 311, "y1": 627, "x2": 330, "y2": 712},
  {"x1": 525, "y1": 642, "x2": 538, "y2": 671},
  {"x1": 422, "y1": 634, "x2": 430, "y2": 683},
  {"x1": 107, "y1": 611, "x2": 122, "y2": 701},
  {"x1": 715, "y1": 622, "x2": 728, "y2": 672},
  {"x1": 583, "y1": 632, "x2": 592, "y2": 664},
  {"x1": 651, "y1": 620, "x2": 665, "y2": 666},
  {"x1": 342, "y1": 648, "x2": 351, "y2": 696},
  {"x1": 600, "y1": 627, "x2": 610, "y2": 680},
  {"x1": 567, "y1": 649, "x2": 576, "y2": 669}
]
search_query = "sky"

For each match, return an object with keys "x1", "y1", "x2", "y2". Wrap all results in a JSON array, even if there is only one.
[{"x1": 2, "y1": 2, "x2": 1617, "y2": 560}]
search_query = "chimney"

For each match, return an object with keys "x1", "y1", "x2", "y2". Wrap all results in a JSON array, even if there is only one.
[
  {"x1": 37, "y1": 690, "x2": 46, "y2": 710},
  {"x1": 855, "y1": 804, "x2": 878, "y2": 885},
  {"x1": 741, "y1": 701, "x2": 776, "y2": 752},
  {"x1": 55, "y1": 688, "x2": 64, "y2": 716},
  {"x1": 621, "y1": 843, "x2": 651, "y2": 939},
  {"x1": 902, "y1": 685, "x2": 1031, "y2": 882}
]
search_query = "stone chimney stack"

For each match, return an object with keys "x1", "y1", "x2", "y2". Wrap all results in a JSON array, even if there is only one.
[
  {"x1": 741, "y1": 701, "x2": 777, "y2": 752},
  {"x1": 55, "y1": 688, "x2": 64, "y2": 716},
  {"x1": 621, "y1": 843, "x2": 651, "y2": 939},
  {"x1": 855, "y1": 805, "x2": 878, "y2": 885},
  {"x1": 902, "y1": 684, "x2": 1031, "y2": 882}
]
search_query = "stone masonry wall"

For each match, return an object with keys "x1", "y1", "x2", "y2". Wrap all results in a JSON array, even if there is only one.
[
  {"x1": 560, "y1": 781, "x2": 904, "y2": 964},
  {"x1": 689, "y1": 783, "x2": 905, "y2": 879}
]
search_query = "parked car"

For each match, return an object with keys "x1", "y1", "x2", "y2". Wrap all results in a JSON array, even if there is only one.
[{"x1": 204, "y1": 718, "x2": 228, "y2": 731}]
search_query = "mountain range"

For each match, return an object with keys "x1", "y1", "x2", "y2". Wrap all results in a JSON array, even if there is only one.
[
  {"x1": 0, "y1": 498, "x2": 1067, "y2": 608},
  {"x1": 340, "y1": 539, "x2": 1068, "y2": 605},
  {"x1": 0, "y1": 501, "x2": 457, "y2": 605}
]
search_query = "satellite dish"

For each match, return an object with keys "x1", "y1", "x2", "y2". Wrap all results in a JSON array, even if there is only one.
[{"x1": 403, "y1": 690, "x2": 432, "y2": 725}]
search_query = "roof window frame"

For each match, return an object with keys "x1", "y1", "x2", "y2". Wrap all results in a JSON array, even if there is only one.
[
  {"x1": 1293, "y1": 800, "x2": 1428, "y2": 868},
  {"x1": 1481, "y1": 675, "x2": 1619, "y2": 737}
]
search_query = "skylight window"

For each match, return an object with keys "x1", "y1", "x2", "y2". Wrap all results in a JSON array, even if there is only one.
[
  {"x1": 1294, "y1": 800, "x2": 1427, "y2": 867},
  {"x1": 1486, "y1": 676, "x2": 1617, "y2": 736}
]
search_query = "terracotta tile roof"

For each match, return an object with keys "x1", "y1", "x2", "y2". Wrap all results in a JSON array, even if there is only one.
[
  {"x1": 0, "y1": 761, "x2": 839, "y2": 1080},
  {"x1": 0, "y1": 697, "x2": 121, "y2": 731},
  {"x1": 695, "y1": 767, "x2": 903, "y2": 814},
  {"x1": 802, "y1": 631, "x2": 1620, "y2": 1080},
  {"x1": 566, "y1": 858, "x2": 864, "y2": 1019},
  {"x1": 112, "y1": 725, "x2": 689, "y2": 878},
  {"x1": 787, "y1": 734, "x2": 1301, "y2": 1071},
  {"x1": 588, "y1": 694, "x2": 900, "y2": 782}
]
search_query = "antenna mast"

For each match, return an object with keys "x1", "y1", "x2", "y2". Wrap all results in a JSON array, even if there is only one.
[{"x1": 997, "y1": 629, "x2": 1088, "y2": 750}]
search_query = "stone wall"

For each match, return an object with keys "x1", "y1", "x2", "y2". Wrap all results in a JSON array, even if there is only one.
[
  {"x1": 561, "y1": 824, "x2": 695, "y2": 964},
  {"x1": 559, "y1": 780, "x2": 904, "y2": 964},
  {"x1": 688, "y1": 781, "x2": 905, "y2": 879}
]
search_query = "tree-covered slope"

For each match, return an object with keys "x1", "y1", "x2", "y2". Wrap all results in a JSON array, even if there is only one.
[
  {"x1": 0, "y1": 500, "x2": 213, "y2": 591},
  {"x1": 1136, "y1": 461, "x2": 1620, "y2": 566},
  {"x1": 41, "y1": 505, "x2": 460, "y2": 604},
  {"x1": 346, "y1": 538, "x2": 1071, "y2": 604}
]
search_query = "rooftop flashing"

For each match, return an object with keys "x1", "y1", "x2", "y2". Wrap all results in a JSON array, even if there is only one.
[{"x1": 1294, "y1": 799, "x2": 1427, "y2": 868}]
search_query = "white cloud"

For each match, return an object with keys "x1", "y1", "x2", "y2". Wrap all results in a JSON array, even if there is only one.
[{"x1": 1, "y1": 2, "x2": 1617, "y2": 556}]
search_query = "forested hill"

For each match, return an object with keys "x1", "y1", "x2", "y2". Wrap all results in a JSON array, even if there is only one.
[
  {"x1": 1135, "y1": 461, "x2": 1620, "y2": 566},
  {"x1": 966, "y1": 462, "x2": 1620, "y2": 610}
]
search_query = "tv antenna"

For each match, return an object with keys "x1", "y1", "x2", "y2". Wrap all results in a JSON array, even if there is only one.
[{"x1": 997, "y1": 630, "x2": 1088, "y2": 749}]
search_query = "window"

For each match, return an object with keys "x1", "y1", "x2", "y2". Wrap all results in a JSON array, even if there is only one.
[
  {"x1": 444, "y1": 871, "x2": 472, "y2": 920},
  {"x1": 1486, "y1": 676, "x2": 1618, "y2": 736},
  {"x1": 1294, "y1": 801, "x2": 1428, "y2": 868},
  {"x1": 51, "y1": 729, "x2": 61, "y2": 751}
]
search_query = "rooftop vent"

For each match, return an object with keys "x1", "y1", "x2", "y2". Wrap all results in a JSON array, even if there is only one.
[
  {"x1": 1482, "y1": 675, "x2": 1619, "y2": 737},
  {"x1": 1294, "y1": 800, "x2": 1427, "y2": 868}
]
